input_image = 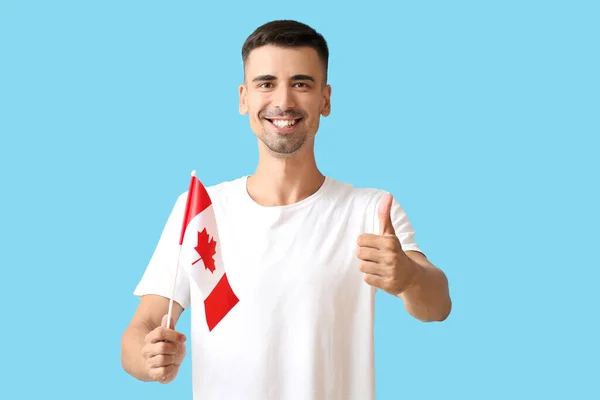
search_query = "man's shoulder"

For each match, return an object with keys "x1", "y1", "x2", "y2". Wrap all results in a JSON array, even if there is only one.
[
  {"x1": 325, "y1": 176, "x2": 388, "y2": 205},
  {"x1": 171, "y1": 176, "x2": 247, "y2": 207},
  {"x1": 205, "y1": 176, "x2": 247, "y2": 196}
]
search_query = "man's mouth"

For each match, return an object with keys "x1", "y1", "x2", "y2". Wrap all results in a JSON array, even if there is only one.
[{"x1": 264, "y1": 118, "x2": 302, "y2": 130}]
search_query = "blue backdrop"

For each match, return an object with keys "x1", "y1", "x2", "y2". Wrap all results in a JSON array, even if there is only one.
[{"x1": 1, "y1": 0, "x2": 598, "y2": 399}]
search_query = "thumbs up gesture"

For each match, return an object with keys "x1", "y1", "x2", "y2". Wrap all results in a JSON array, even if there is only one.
[{"x1": 356, "y1": 193, "x2": 419, "y2": 296}]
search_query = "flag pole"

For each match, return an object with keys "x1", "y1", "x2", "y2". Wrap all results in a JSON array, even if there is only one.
[
  {"x1": 166, "y1": 248, "x2": 183, "y2": 330},
  {"x1": 166, "y1": 170, "x2": 197, "y2": 330}
]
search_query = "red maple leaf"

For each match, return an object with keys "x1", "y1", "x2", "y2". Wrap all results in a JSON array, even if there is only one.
[{"x1": 192, "y1": 228, "x2": 217, "y2": 273}]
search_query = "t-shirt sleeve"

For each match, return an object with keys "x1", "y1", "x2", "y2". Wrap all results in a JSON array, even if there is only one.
[
  {"x1": 133, "y1": 193, "x2": 191, "y2": 309},
  {"x1": 373, "y1": 191, "x2": 424, "y2": 256}
]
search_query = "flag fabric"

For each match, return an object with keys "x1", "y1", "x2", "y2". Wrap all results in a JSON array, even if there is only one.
[{"x1": 178, "y1": 172, "x2": 239, "y2": 331}]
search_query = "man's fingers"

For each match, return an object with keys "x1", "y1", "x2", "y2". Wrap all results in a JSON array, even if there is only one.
[
  {"x1": 378, "y1": 193, "x2": 396, "y2": 236},
  {"x1": 358, "y1": 260, "x2": 384, "y2": 276},
  {"x1": 144, "y1": 341, "x2": 178, "y2": 359},
  {"x1": 356, "y1": 246, "x2": 383, "y2": 262},
  {"x1": 174, "y1": 342, "x2": 186, "y2": 364},
  {"x1": 160, "y1": 365, "x2": 181, "y2": 384},
  {"x1": 364, "y1": 273, "x2": 385, "y2": 289},
  {"x1": 357, "y1": 234, "x2": 379, "y2": 249},
  {"x1": 144, "y1": 314, "x2": 186, "y2": 344},
  {"x1": 149, "y1": 354, "x2": 176, "y2": 368},
  {"x1": 146, "y1": 327, "x2": 186, "y2": 344},
  {"x1": 160, "y1": 367, "x2": 176, "y2": 384},
  {"x1": 357, "y1": 234, "x2": 399, "y2": 251},
  {"x1": 153, "y1": 341, "x2": 178, "y2": 356},
  {"x1": 142, "y1": 318, "x2": 186, "y2": 384},
  {"x1": 149, "y1": 364, "x2": 176, "y2": 382}
]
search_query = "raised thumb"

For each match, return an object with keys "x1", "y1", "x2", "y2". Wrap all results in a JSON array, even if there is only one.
[{"x1": 378, "y1": 193, "x2": 396, "y2": 236}]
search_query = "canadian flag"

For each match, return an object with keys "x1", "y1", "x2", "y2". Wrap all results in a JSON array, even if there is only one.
[{"x1": 177, "y1": 171, "x2": 239, "y2": 331}]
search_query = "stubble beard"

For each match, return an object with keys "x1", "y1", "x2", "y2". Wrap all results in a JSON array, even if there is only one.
[{"x1": 260, "y1": 129, "x2": 307, "y2": 156}]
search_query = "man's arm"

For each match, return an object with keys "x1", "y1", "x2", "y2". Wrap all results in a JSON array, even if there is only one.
[
  {"x1": 357, "y1": 193, "x2": 451, "y2": 323},
  {"x1": 121, "y1": 295, "x2": 186, "y2": 382},
  {"x1": 399, "y1": 251, "x2": 452, "y2": 322}
]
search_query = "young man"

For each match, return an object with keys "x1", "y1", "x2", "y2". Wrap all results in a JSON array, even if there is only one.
[{"x1": 121, "y1": 20, "x2": 451, "y2": 399}]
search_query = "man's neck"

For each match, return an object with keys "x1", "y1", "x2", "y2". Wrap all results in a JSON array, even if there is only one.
[{"x1": 246, "y1": 150, "x2": 325, "y2": 207}]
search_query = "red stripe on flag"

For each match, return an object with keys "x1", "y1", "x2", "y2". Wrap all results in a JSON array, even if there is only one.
[
  {"x1": 204, "y1": 274, "x2": 239, "y2": 331},
  {"x1": 179, "y1": 175, "x2": 212, "y2": 245}
]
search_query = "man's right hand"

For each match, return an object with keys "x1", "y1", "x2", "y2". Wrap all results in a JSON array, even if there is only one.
[{"x1": 141, "y1": 314, "x2": 187, "y2": 383}]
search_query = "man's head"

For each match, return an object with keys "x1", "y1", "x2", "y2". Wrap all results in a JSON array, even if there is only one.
[{"x1": 239, "y1": 20, "x2": 331, "y2": 157}]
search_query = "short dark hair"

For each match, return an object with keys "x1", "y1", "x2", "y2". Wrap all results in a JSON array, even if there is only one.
[{"x1": 241, "y1": 20, "x2": 329, "y2": 82}]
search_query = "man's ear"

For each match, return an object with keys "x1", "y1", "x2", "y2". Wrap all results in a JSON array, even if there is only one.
[
  {"x1": 321, "y1": 84, "x2": 332, "y2": 117},
  {"x1": 239, "y1": 84, "x2": 248, "y2": 115}
]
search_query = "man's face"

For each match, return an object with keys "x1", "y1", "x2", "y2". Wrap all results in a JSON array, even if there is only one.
[{"x1": 239, "y1": 45, "x2": 331, "y2": 156}]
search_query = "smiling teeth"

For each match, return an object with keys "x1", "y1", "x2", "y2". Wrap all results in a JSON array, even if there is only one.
[{"x1": 272, "y1": 119, "x2": 296, "y2": 127}]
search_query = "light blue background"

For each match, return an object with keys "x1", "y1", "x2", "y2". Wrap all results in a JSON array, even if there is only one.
[{"x1": 1, "y1": 0, "x2": 598, "y2": 399}]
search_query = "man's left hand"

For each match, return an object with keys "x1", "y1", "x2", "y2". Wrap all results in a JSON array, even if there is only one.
[{"x1": 356, "y1": 193, "x2": 420, "y2": 296}]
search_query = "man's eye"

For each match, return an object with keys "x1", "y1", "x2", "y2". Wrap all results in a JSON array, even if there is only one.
[
  {"x1": 294, "y1": 83, "x2": 308, "y2": 88},
  {"x1": 259, "y1": 83, "x2": 273, "y2": 88}
]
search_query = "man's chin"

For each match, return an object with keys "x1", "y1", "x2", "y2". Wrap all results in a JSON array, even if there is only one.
[{"x1": 260, "y1": 136, "x2": 306, "y2": 157}]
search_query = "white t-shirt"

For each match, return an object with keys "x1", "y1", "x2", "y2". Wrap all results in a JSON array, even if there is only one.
[{"x1": 134, "y1": 176, "x2": 422, "y2": 400}]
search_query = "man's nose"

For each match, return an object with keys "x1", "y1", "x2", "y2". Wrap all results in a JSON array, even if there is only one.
[{"x1": 272, "y1": 86, "x2": 296, "y2": 110}]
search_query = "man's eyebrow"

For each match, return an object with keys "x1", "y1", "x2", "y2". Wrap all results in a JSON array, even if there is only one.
[
  {"x1": 251, "y1": 74, "x2": 316, "y2": 82},
  {"x1": 291, "y1": 74, "x2": 315, "y2": 82},
  {"x1": 252, "y1": 74, "x2": 276, "y2": 82}
]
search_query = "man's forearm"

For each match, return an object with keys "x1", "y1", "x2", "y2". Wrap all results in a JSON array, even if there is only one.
[
  {"x1": 121, "y1": 323, "x2": 153, "y2": 382},
  {"x1": 400, "y1": 253, "x2": 452, "y2": 322}
]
